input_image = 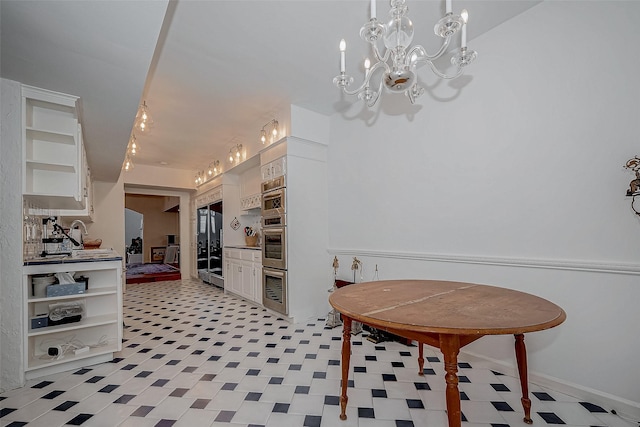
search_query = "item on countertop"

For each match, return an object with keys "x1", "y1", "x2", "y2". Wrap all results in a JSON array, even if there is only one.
[
  {"x1": 244, "y1": 227, "x2": 259, "y2": 247},
  {"x1": 83, "y1": 239, "x2": 102, "y2": 249}
]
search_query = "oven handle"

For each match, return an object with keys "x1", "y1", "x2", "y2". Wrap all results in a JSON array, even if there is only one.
[
  {"x1": 262, "y1": 188, "x2": 284, "y2": 196},
  {"x1": 263, "y1": 227, "x2": 285, "y2": 233},
  {"x1": 264, "y1": 268, "x2": 285, "y2": 277}
]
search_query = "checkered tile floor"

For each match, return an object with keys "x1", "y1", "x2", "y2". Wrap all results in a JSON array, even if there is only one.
[{"x1": 1, "y1": 279, "x2": 637, "y2": 427}]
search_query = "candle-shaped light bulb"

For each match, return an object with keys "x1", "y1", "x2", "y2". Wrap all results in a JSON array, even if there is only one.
[
  {"x1": 461, "y1": 9, "x2": 468, "y2": 48},
  {"x1": 339, "y1": 39, "x2": 346, "y2": 73},
  {"x1": 364, "y1": 58, "x2": 371, "y2": 76},
  {"x1": 371, "y1": 0, "x2": 376, "y2": 19},
  {"x1": 446, "y1": 0, "x2": 452, "y2": 14}
]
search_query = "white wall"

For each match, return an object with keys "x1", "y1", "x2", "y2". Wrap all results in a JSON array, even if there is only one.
[
  {"x1": 90, "y1": 178, "x2": 126, "y2": 258},
  {"x1": 124, "y1": 163, "x2": 195, "y2": 191},
  {"x1": 328, "y1": 1, "x2": 640, "y2": 416},
  {"x1": 0, "y1": 79, "x2": 25, "y2": 392}
]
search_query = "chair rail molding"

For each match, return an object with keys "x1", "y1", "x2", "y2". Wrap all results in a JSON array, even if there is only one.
[{"x1": 328, "y1": 248, "x2": 640, "y2": 276}]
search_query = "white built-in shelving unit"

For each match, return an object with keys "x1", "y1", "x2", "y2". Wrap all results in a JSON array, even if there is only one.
[{"x1": 23, "y1": 259, "x2": 123, "y2": 379}]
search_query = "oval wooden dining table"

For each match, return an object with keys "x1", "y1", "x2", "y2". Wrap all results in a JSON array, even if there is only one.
[{"x1": 329, "y1": 280, "x2": 566, "y2": 427}]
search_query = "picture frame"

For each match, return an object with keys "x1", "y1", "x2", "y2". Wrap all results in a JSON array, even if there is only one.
[{"x1": 150, "y1": 246, "x2": 166, "y2": 263}]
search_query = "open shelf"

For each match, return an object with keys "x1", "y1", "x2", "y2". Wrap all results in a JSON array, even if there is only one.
[
  {"x1": 27, "y1": 313, "x2": 119, "y2": 337},
  {"x1": 28, "y1": 286, "x2": 118, "y2": 303},
  {"x1": 26, "y1": 343, "x2": 117, "y2": 371}
]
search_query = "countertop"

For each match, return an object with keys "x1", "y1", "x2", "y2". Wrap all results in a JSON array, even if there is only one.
[
  {"x1": 224, "y1": 245, "x2": 261, "y2": 251},
  {"x1": 24, "y1": 249, "x2": 122, "y2": 266}
]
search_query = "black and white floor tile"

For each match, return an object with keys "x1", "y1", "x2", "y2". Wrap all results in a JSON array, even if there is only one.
[{"x1": 1, "y1": 279, "x2": 637, "y2": 427}]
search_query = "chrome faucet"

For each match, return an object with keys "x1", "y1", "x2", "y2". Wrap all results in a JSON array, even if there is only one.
[{"x1": 69, "y1": 220, "x2": 88, "y2": 248}]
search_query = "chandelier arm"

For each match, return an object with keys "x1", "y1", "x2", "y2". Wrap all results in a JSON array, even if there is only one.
[
  {"x1": 407, "y1": 38, "x2": 452, "y2": 63},
  {"x1": 366, "y1": 77, "x2": 385, "y2": 107},
  {"x1": 371, "y1": 43, "x2": 391, "y2": 63},
  {"x1": 341, "y1": 61, "x2": 389, "y2": 97},
  {"x1": 425, "y1": 61, "x2": 464, "y2": 80}
]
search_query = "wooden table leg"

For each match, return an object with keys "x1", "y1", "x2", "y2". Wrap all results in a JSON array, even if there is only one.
[
  {"x1": 439, "y1": 334, "x2": 462, "y2": 427},
  {"x1": 514, "y1": 333, "x2": 533, "y2": 424},
  {"x1": 339, "y1": 316, "x2": 352, "y2": 421},
  {"x1": 418, "y1": 342, "x2": 424, "y2": 376}
]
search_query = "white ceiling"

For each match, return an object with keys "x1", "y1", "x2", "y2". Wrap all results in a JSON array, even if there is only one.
[{"x1": 1, "y1": 0, "x2": 541, "y2": 182}]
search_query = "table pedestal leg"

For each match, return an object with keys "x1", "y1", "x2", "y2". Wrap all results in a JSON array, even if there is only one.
[
  {"x1": 440, "y1": 334, "x2": 462, "y2": 427},
  {"x1": 514, "y1": 333, "x2": 533, "y2": 424},
  {"x1": 418, "y1": 342, "x2": 424, "y2": 376},
  {"x1": 339, "y1": 316, "x2": 352, "y2": 421}
]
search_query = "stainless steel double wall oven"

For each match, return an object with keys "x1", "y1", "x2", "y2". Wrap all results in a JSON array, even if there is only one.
[{"x1": 261, "y1": 175, "x2": 287, "y2": 314}]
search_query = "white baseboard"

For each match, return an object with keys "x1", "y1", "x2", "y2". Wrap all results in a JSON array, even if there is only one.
[{"x1": 460, "y1": 349, "x2": 640, "y2": 422}]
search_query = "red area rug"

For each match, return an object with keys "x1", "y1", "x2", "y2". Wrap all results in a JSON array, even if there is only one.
[{"x1": 126, "y1": 263, "x2": 181, "y2": 284}]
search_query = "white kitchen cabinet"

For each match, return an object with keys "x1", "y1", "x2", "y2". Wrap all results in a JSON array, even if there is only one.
[
  {"x1": 226, "y1": 255, "x2": 242, "y2": 296},
  {"x1": 22, "y1": 85, "x2": 85, "y2": 210},
  {"x1": 53, "y1": 126, "x2": 94, "y2": 221},
  {"x1": 260, "y1": 156, "x2": 286, "y2": 182},
  {"x1": 22, "y1": 256, "x2": 123, "y2": 379},
  {"x1": 224, "y1": 248, "x2": 261, "y2": 304}
]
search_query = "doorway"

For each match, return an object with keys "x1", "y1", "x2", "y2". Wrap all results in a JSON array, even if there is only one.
[
  {"x1": 197, "y1": 201, "x2": 223, "y2": 287},
  {"x1": 125, "y1": 208, "x2": 143, "y2": 264},
  {"x1": 124, "y1": 194, "x2": 182, "y2": 284}
]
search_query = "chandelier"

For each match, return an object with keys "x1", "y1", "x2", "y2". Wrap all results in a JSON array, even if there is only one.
[{"x1": 333, "y1": 0, "x2": 477, "y2": 107}]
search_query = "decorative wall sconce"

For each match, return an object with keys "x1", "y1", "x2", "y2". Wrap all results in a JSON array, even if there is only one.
[
  {"x1": 260, "y1": 119, "x2": 279, "y2": 144},
  {"x1": 208, "y1": 160, "x2": 221, "y2": 177},
  {"x1": 195, "y1": 171, "x2": 205, "y2": 185},
  {"x1": 195, "y1": 160, "x2": 223, "y2": 187},
  {"x1": 228, "y1": 144, "x2": 243, "y2": 164},
  {"x1": 134, "y1": 100, "x2": 153, "y2": 134},
  {"x1": 624, "y1": 156, "x2": 640, "y2": 215}
]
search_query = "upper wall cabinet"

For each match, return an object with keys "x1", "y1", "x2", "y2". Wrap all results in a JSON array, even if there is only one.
[
  {"x1": 260, "y1": 156, "x2": 286, "y2": 182},
  {"x1": 22, "y1": 85, "x2": 85, "y2": 210}
]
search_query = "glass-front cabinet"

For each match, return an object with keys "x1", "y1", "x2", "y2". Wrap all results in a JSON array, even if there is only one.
[{"x1": 197, "y1": 201, "x2": 223, "y2": 287}]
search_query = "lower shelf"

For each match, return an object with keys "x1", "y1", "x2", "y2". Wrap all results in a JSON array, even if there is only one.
[
  {"x1": 26, "y1": 342, "x2": 118, "y2": 372},
  {"x1": 28, "y1": 313, "x2": 118, "y2": 336}
]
